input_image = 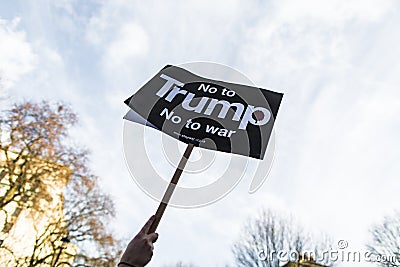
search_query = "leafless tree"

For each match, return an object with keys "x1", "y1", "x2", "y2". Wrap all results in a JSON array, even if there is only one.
[
  {"x1": 367, "y1": 211, "x2": 400, "y2": 267},
  {"x1": 232, "y1": 208, "x2": 333, "y2": 267}
]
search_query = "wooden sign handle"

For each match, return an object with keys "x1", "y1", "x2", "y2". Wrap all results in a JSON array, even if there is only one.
[{"x1": 148, "y1": 143, "x2": 194, "y2": 234}]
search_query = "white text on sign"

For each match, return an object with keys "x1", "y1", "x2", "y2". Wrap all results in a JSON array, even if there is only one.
[{"x1": 156, "y1": 74, "x2": 271, "y2": 130}]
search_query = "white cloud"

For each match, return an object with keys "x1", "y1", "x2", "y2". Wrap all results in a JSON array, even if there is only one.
[
  {"x1": 0, "y1": 17, "x2": 37, "y2": 90},
  {"x1": 276, "y1": 0, "x2": 396, "y2": 23},
  {"x1": 235, "y1": 2, "x2": 400, "y2": 266},
  {"x1": 84, "y1": 0, "x2": 260, "y2": 84},
  {"x1": 103, "y1": 22, "x2": 149, "y2": 70}
]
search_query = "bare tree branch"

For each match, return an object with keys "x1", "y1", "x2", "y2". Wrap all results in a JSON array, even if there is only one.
[
  {"x1": 367, "y1": 211, "x2": 400, "y2": 267},
  {"x1": 232, "y1": 208, "x2": 333, "y2": 267}
]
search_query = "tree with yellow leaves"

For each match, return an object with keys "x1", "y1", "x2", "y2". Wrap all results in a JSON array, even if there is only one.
[{"x1": 0, "y1": 101, "x2": 121, "y2": 266}]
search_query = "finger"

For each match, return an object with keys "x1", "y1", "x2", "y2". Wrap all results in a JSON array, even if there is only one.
[
  {"x1": 147, "y1": 232, "x2": 158, "y2": 243},
  {"x1": 148, "y1": 241, "x2": 154, "y2": 250},
  {"x1": 140, "y1": 215, "x2": 155, "y2": 234}
]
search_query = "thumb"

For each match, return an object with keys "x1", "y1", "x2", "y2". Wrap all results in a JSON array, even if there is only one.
[
  {"x1": 147, "y1": 232, "x2": 159, "y2": 243},
  {"x1": 140, "y1": 215, "x2": 155, "y2": 234}
]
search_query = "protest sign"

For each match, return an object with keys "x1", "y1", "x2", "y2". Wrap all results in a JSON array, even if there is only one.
[
  {"x1": 124, "y1": 65, "x2": 283, "y2": 233},
  {"x1": 124, "y1": 65, "x2": 283, "y2": 159}
]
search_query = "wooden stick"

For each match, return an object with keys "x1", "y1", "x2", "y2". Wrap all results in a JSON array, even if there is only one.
[{"x1": 148, "y1": 143, "x2": 194, "y2": 234}]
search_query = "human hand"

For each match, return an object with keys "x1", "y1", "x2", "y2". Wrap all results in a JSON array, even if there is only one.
[{"x1": 119, "y1": 215, "x2": 159, "y2": 267}]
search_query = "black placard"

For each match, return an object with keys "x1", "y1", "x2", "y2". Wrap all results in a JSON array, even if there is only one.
[{"x1": 124, "y1": 65, "x2": 283, "y2": 159}]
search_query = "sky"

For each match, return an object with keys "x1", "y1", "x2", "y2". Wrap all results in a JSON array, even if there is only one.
[{"x1": 1, "y1": 1, "x2": 400, "y2": 266}]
